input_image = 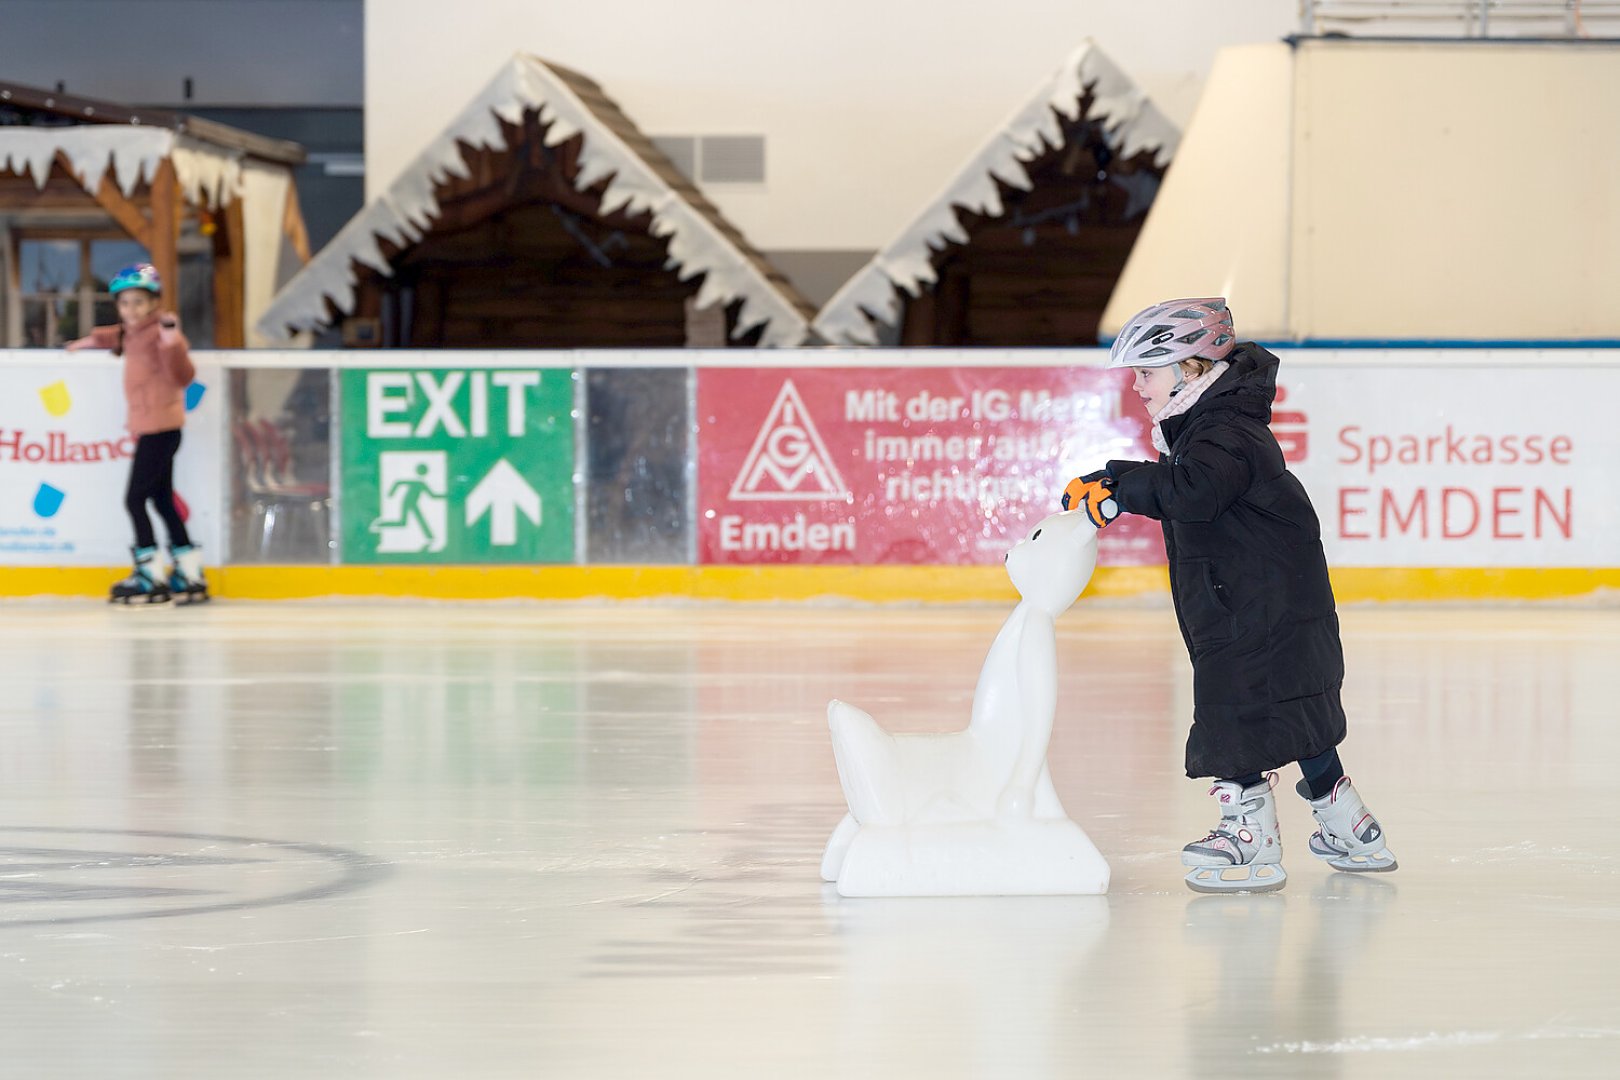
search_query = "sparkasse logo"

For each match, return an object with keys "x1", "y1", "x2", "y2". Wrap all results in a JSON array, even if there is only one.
[{"x1": 1272, "y1": 384, "x2": 1308, "y2": 463}]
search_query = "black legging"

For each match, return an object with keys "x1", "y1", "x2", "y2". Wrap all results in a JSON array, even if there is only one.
[
  {"x1": 1225, "y1": 747, "x2": 1345, "y2": 800},
  {"x1": 126, "y1": 428, "x2": 191, "y2": 550}
]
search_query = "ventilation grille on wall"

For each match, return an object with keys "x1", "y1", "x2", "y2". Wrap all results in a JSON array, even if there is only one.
[{"x1": 650, "y1": 135, "x2": 766, "y2": 185}]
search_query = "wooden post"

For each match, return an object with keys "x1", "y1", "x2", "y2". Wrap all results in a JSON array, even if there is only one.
[
  {"x1": 900, "y1": 288, "x2": 937, "y2": 346},
  {"x1": 60, "y1": 151, "x2": 156, "y2": 258},
  {"x1": 935, "y1": 266, "x2": 970, "y2": 346},
  {"x1": 2, "y1": 223, "x2": 19, "y2": 348},
  {"x1": 211, "y1": 197, "x2": 246, "y2": 347},
  {"x1": 78, "y1": 177, "x2": 154, "y2": 249},
  {"x1": 414, "y1": 276, "x2": 446, "y2": 347},
  {"x1": 149, "y1": 159, "x2": 181, "y2": 311}
]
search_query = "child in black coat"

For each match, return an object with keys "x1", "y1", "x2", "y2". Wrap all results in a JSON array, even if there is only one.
[{"x1": 1062, "y1": 298, "x2": 1396, "y2": 894}]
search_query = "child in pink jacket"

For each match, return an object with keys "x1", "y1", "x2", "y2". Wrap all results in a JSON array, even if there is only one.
[{"x1": 66, "y1": 263, "x2": 208, "y2": 603}]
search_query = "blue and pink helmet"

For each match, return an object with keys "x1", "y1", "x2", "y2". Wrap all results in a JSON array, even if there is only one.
[{"x1": 109, "y1": 263, "x2": 162, "y2": 295}]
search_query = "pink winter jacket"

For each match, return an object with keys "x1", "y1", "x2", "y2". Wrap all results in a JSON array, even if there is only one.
[{"x1": 87, "y1": 314, "x2": 196, "y2": 436}]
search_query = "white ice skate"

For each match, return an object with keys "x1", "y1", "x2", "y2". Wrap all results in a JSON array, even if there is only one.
[
  {"x1": 1297, "y1": 776, "x2": 1397, "y2": 872},
  {"x1": 1182, "y1": 775, "x2": 1286, "y2": 894},
  {"x1": 110, "y1": 545, "x2": 171, "y2": 605},
  {"x1": 168, "y1": 544, "x2": 211, "y2": 605}
]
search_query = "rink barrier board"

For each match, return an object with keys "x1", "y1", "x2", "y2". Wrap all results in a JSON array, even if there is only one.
[
  {"x1": 0, "y1": 564, "x2": 1160, "y2": 602},
  {"x1": 8, "y1": 348, "x2": 1620, "y2": 599},
  {"x1": 2, "y1": 566, "x2": 1617, "y2": 603}
]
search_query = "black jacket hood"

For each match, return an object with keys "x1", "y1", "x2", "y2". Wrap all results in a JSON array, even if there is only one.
[{"x1": 1162, "y1": 342, "x2": 1278, "y2": 445}]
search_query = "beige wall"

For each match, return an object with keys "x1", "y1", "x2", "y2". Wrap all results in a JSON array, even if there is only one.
[
  {"x1": 1109, "y1": 38, "x2": 1620, "y2": 342},
  {"x1": 1104, "y1": 43, "x2": 1294, "y2": 339},
  {"x1": 1292, "y1": 39, "x2": 1620, "y2": 340},
  {"x1": 363, "y1": 0, "x2": 1296, "y2": 252}
]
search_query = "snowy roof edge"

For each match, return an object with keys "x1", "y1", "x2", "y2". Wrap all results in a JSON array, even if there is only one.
[
  {"x1": 255, "y1": 54, "x2": 813, "y2": 347},
  {"x1": 810, "y1": 40, "x2": 1181, "y2": 347},
  {"x1": 0, "y1": 126, "x2": 263, "y2": 211}
]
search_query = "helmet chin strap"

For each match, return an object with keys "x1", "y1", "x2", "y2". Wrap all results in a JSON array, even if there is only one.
[{"x1": 1167, "y1": 363, "x2": 1187, "y2": 398}]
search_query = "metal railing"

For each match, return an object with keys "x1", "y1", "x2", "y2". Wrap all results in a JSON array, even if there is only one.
[{"x1": 1300, "y1": 1, "x2": 1620, "y2": 37}]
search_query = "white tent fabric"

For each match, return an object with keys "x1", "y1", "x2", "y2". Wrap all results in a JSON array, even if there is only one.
[
  {"x1": 256, "y1": 54, "x2": 810, "y2": 346},
  {"x1": 241, "y1": 159, "x2": 306, "y2": 349},
  {"x1": 0, "y1": 126, "x2": 245, "y2": 209},
  {"x1": 811, "y1": 40, "x2": 1180, "y2": 346}
]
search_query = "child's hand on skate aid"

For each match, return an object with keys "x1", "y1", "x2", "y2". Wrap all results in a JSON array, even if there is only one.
[{"x1": 1061, "y1": 470, "x2": 1119, "y2": 529}]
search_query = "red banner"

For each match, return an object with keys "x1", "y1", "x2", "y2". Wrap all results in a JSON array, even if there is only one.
[{"x1": 697, "y1": 367, "x2": 1165, "y2": 566}]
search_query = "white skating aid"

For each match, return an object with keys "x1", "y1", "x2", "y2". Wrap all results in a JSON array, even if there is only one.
[
  {"x1": 1182, "y1": 775, "x2": 1287, "y2": 894},
  {"x1": 820, "y1": 510, "x2": 1110, "y2": 897},
  {"x1": 1299, "y1": 776, "x2": 1398, "y2": 872}
]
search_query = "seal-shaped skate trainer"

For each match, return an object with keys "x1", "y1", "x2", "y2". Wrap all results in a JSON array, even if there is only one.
[{"x1": 820, "y1": 510, "x2": 1109, "y2": 897}]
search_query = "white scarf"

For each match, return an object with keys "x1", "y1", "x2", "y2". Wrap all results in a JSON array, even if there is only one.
[{"x1": 1150, "y1": 361, "x2": 1230, "y2": 456}]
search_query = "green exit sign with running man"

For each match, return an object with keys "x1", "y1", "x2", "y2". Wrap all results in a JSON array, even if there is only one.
[{"x1": 340, "y1": 368, "x2": 575, "y2": 564}]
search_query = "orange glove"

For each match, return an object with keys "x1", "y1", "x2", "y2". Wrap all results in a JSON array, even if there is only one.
[{"x1": 1061, "y1": 474, "x2": 1119, "y2": 529}]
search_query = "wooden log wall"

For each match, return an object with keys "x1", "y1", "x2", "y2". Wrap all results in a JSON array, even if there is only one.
[
  {"x1": 898, "y1": 113, "x2": 1166, "y2": 348},
  {"x1": 352, "y1": 120, "x2": 718, "y2": 349}
]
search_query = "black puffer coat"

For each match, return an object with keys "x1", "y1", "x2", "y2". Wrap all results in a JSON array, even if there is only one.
[{"x1": 1107, "y1": 342, "x2": 1346, "y2": 780}]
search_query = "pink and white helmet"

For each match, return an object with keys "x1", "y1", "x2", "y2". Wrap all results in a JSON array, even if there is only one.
[{"x1": 1108, "y1": 298, "x2": 1236, "y2": 369}]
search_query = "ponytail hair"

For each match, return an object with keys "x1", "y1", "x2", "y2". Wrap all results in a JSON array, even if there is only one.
[{"x1": 1178, "y1": 356, "x2": 1213, "y2": 381}]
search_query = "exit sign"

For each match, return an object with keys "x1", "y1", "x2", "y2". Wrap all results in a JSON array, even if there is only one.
[{"x1": 340, "y1": 368, "x2": 575, "y2": 564}]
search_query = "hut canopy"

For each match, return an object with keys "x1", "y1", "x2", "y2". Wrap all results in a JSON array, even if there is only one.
[
  {"x1": 811, "y1": 41, "x2": 1179, "y2": 348},
  {"x1": 0, "y1": 81, "x2": 309, "y2": 348},
  {"x1": 257, "y1": 54, "x2": 815, "y2": 349}
]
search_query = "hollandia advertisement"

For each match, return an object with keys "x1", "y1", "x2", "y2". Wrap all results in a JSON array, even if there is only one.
[{"x1": 0, "y1": 358, "x2": 221, "y2": 565}]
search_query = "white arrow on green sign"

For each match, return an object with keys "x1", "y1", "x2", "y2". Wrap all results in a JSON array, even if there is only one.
[{"x1": 467, "y1": 459, "x2": 542, "y2": 545}]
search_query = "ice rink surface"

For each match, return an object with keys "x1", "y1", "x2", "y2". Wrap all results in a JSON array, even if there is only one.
[{"x1": 1, "y1": 598, "x2": 1617, "y2": 1078}]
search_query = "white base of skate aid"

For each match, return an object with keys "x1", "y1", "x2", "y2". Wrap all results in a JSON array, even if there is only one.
[{"x1": 819, "y1": 510, "x2": 1111, "y2": 898}]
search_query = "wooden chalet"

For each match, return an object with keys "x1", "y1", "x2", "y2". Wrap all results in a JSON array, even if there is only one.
[
  {"x1": 259, "y1": 56, "x2": 814, "y2": 348},
  {"x1": 812, "y1": 42, "x2": 1180, "y2": 348},
  {"x1": 0, "y1": 81, "x2": 310, "y2": 348}
]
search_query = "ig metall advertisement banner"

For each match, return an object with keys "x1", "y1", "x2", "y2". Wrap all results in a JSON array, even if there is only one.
[{"x1": 697, "y1": 365, "x2": 1163, "y2": 566}]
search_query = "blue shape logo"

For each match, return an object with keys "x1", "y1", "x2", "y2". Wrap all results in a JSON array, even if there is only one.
[
  {"x1": 33, "y1": 483, "x2": 65, "y2": 518},
  {"x1": 185, "y1": 382, "x2": 206, "y2": 411}
]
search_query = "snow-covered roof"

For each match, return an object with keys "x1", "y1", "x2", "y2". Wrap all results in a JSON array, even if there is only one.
[
  {"x1": 811, "y1": 41, "x2": 1180, "y2": 346},
  {"x1": 257, "y1": 54, "x2": 815, "y2": 346},
  {"x1": 0, "y1": 125, "x2": 254, "y2": 209}
]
